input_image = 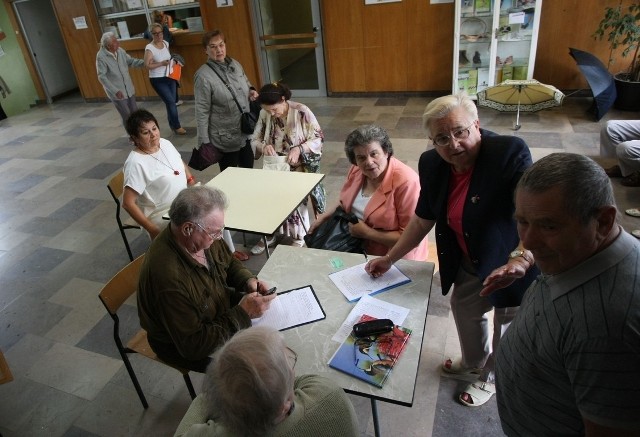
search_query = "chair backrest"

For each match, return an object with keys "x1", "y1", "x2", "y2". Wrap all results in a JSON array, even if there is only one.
[
  {"x1": 108, "y1": 170, "x2": 125, "y2": 201},
  {"x1": 99, "y1": 254, "x2": 145, "y2": 316}
]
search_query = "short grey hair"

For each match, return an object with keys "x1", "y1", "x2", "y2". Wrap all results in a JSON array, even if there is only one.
[
  {"x1": 344, "y1": 124, "x2": 394, "y2": 165},
  {"x1": 169, "y1": 186, "x2": 228, "y2": 225},
  {"x1": 203, "y1": 327, "x2": 294, "y2": 437},
  {"x1": 422, "y1": 93, "x2": 478, "y2": 138},
  {"x1": 517, "y1": 153, "x2": 616, "y2": 224},
  {"x1": 100, "y1": 32, "x2": 117, "y2": 49}
]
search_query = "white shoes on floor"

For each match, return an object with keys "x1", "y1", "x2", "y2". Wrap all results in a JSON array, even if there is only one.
[{"x1": 250, "y1": 236, "x2": 277, "y2": 255}]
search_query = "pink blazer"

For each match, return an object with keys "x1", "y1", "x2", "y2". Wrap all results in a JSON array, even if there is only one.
[{"x1": 339, "y1": 156, "x2": 428, "y2": 261}]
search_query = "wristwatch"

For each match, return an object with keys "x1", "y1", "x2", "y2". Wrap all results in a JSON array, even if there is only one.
[{"x1": 509, "y1": 249, "x2": 532, "y2": 264}]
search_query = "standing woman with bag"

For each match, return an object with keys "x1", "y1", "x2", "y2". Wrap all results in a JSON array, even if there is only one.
[
  {"x1": 249, "y1": 82, "x2": 326, "y2": 255},
  {"x1": 194, "y1": 30, "x2": 257, "y2": 172},
  {"x1": 145, "y1": 23, "x2": 186, "y2": 135},
  {"x1": 193, "y1": 30, "x2": 257, "y2": 261}
]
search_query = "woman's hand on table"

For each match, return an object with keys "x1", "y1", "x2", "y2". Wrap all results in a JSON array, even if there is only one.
[
  {"x1": 365, "y1": 255, "x2": 393, "y2": 278},
  {"x1": 262, "y1": 144, "x2": 277, "y2": 156}
]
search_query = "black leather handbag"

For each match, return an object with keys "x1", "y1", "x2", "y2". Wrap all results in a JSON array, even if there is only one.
[{"x1": 304, "y1": 206, "x2": 363, "y2": 253}]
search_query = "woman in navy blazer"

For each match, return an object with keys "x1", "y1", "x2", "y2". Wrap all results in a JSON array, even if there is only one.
[{"x1": 367, "y1": 93, "x2": 539, "y2": 408}]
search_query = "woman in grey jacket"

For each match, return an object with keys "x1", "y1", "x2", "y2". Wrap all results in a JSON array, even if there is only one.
[
  {"x1": 194, "y1": 30, "x2": 258, "y2": 171},
  {"x1": 96, "y1": 32, "x2": 146, "y2": 127}
]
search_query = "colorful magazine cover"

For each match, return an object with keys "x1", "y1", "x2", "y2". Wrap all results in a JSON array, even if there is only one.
[{"x1": 328, "y1": 314, "x2": 411, "y2": 388}]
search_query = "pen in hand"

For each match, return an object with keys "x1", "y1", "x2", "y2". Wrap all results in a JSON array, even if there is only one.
[{"x1": 363, "y1": 249, "x2": 369, "y2": 263}]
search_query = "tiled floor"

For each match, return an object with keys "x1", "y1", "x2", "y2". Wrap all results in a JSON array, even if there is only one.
[{"x1": 0, "y1": 93, "x2": 638, "y2": 437}]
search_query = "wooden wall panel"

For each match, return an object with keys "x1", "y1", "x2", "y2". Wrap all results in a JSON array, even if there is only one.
[
  {"x1": 362, "y1": 2, "x2": 407, "y2": 91},
  {"x1": 533, "y1": 0, "x2": 631, "y2": 91},
  {"x1": 200, "y1": 0, "x2": 261, "y2": 88},
  {"x1": 51, "y1": 0, "x2": 103, "y2": 99},
  {"x1": 404, "y1": 0, "x2": 453, "y2": 91},
  {"x1": 322, "y1": 0, "x2": 453, "y2": 93},
  {"x1": 322, "y1": 0, "x2": 365, "y2": 92}
]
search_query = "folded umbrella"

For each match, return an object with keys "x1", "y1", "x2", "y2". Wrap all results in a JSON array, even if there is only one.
[
  {"x1": 568, "y1": 47, "x2": 616, "y2": 121},
  {"x1": 476, "y1": 79, "x2": 565, "y2": 130}
]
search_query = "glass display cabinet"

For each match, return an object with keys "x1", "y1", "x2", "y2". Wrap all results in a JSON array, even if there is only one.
[
  {"x1": 452, "y1": 0, "x2": 542, "y2": 97},
  {"x1": 94, "y1": 0, "x2": 201, "y2": 39}
]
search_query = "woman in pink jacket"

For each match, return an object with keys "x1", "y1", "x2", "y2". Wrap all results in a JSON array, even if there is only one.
[{"x1": 309, "y1": 125, "x2": 428, "y2": 261}]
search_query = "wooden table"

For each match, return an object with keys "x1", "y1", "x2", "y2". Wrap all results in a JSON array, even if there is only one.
[
  {"x1": 257, "y1": 245, "x2": 434, "y2": 436},
  {"x1": 205, "y1": 167, "x2": 324, "y2": 257}
]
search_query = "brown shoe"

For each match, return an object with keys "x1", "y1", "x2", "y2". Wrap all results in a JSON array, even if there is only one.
[
  {"x1": 604, "y1": 165, "x2": 622, "y2": 178},
  {"x1": 621, "y1": 171, "x2": 640, "y2": 187},
  {"x1": 174, "y1": 127, "x2": 187, "y2": 135}
]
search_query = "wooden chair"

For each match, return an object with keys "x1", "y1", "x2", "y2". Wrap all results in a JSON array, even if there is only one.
[
  {"x1": 107, "y1": 171, "x2": 141, "y2": 262},
  {"x1": 98, "y1": 255, "x2": 196, "y2": 408}
]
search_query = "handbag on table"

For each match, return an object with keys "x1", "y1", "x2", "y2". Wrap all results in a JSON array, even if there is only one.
[{"x1": 304, "y1": 206, "x2": 364, "y2": 253}]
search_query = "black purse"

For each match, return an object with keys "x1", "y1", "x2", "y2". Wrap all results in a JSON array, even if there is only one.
[
  {"x1": 304, "y1": 206, "x2": 364, "y2": 253},
  {"x1": 207, "y1": 62, "x2": 258, "y2": 134}
]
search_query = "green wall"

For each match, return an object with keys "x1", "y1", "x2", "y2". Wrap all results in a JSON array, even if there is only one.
[{"x1": 0, "y1": 2, "x2": 39, "y2": 117}]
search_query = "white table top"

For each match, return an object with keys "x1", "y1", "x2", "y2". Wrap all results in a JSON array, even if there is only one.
[
  {"x1": 257, "y1": 245, "x2": 434, "y2": 407},
  {"x1": 205, "y1": 167, "x2": 324, "y2": 235}
]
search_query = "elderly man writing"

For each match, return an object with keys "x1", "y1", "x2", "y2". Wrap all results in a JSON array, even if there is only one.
[
  {"x1": 482, "y1": 153, "x2": 640, "y2": 436},
  {"x1": 138, "y1": 186, "x2": 275, "y2": 372},
  {"x1": 96, "y1": 32, "x2": 145, "y2": 127}
]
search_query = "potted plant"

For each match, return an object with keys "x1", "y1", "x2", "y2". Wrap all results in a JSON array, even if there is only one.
[{"x1": 593, "y1": 1, "x2": 640, "y2": 110}]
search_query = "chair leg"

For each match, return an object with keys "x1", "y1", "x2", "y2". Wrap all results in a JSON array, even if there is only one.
[
  {"x1": 119, "y1": 227, "x2": 135, "y2": 262},
  {"x1": 183, "y1": 374, "x2": 197, "y2": 400},
  {"x1": 120, "y1": 350, "x2": 149, "y2": 408}
]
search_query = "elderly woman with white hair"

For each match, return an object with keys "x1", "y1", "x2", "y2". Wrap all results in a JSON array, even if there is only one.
[
  {"x1": 95, "y1": 32, "x2": 146, "y2": 127},
  {"x1": 174, "y1": 326, "x2": 359, "y2": 437},
  {"x1": 367, "y1": 93, "x2": 539, "y2": 408}
]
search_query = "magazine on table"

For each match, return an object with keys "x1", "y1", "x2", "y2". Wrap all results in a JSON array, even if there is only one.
[{"x1": 328, "y1": 314, "x2": 411, "y2": 388}]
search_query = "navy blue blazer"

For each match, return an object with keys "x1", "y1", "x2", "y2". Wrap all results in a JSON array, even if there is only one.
[{"x1": 415, "y1": 129, "x2": 539, "y2": 308}]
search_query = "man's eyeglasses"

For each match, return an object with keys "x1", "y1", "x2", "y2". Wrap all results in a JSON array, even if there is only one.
[
  {"x1": 194, "y1": 222, "x2": 224, "y2": 240},
  {"x1": 431, "y1": 122, "x2": 476, "y2": 147}
]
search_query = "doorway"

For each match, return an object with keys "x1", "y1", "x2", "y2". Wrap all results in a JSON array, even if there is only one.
[
  {"x1": 13, "y1": 0, "x2": 77, "y2": 103},
  {"x1": 252, "y1": 0, "x2": 326, "y2": 97}
]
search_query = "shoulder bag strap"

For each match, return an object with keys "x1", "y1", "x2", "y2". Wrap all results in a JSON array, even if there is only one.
[{"x1": 206, "y1": 61, "x2": 244, "y2": 114}]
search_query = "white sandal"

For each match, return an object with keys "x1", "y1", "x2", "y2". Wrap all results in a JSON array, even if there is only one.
[
  {"x1": 459, "y1": 382, "x2": 495, "y2": 407},
  {"x1": 625, "y1": 208, "x2": 640, "y2": 217},
  {"x1": 632, "y1": 230, "x2": 640, "y2": 239},
  {"x1": 250, "y1": 236, "x2": 276, "y2": 255}
]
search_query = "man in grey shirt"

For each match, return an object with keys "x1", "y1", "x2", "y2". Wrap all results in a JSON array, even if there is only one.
[
  {"x1": 482, "y1": 153, "x2": 640, "y2": 436},
  {"x1": 96, "y1": 32, "x2": 145, "y2": 127}
]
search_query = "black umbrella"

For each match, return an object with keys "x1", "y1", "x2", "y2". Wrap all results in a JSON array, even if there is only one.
[{"x1": 569, "y1": 47, "x2": 617, "y2": 121}]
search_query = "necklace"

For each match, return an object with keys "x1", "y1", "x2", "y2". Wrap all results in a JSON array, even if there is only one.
[{"x1": 137, "y1": 145, "x2": 180, "y2": 175}]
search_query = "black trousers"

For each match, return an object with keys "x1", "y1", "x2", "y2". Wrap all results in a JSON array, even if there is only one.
[{"x1": 219, "y1": 139, "x2": 254, "y2": 172}]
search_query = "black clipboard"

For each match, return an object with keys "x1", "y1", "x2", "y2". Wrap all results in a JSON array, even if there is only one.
[{"x1": 251, "y1": 285, "x2": 326, "y2": 331}]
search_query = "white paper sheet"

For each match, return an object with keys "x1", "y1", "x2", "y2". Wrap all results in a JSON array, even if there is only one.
[
  {"x1": 328, "y1": 262, "x2": 411, "y2": 302},
  {"x1": 252, "y1": 285, "x2": 325, "y2": 331},
  {"x1": 332, "y1": 294, "x2": 410, "y2": 343}
]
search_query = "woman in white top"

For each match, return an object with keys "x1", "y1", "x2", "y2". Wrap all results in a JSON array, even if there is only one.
[
  {"x1": 123, "y1": 109, "x2": 195, "y2": 239},
  {"x1": 144, "y1": 23, "x2": 185, "y2": 135}
]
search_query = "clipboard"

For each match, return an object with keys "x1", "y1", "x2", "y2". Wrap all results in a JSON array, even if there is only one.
[{"x1": 251, "y1": 285, "x2": 326, "y2": 331}]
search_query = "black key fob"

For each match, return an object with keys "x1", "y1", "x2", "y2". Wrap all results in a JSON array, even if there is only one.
[{"x1": 353, "y1": 319, "x2": 394, "y2": 338}]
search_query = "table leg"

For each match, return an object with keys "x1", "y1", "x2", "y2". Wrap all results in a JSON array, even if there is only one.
[
  {"x1": 371, "y1": 398, "x2": 381, "y2": 437},
  {"x1": 263, "y1": 235, "x2": 271, "y2": 259}
]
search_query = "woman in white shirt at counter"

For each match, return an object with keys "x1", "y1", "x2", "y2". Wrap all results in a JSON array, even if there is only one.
[{"x1": 144, "y1": 23, "x2": 186, "y2": 135}]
